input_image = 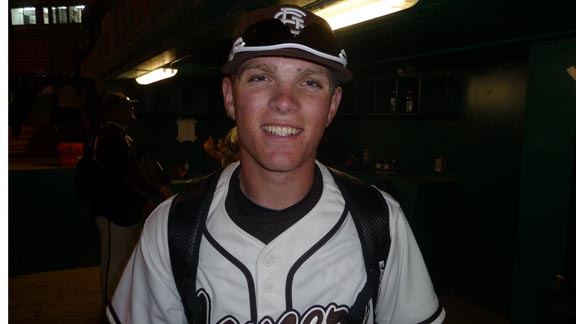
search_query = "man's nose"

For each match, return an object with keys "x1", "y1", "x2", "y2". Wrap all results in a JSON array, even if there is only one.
[{"x1": 270, "y1": 84, "x2": 298, "y2": 113}]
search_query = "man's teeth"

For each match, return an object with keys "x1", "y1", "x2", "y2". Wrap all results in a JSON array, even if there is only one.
[{"x1": 262, "y1": 125, "x2": 301, "y2": 136}]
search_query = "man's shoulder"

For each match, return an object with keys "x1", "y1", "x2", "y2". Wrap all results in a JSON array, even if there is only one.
[
  {"x1": 321, "y1": 164, "x2": 376, "y2": 196},
  {"x1": 175, "y1": 170, "x2": 224, "y2": 204},
  {"x1": 142, "y1": 197, "x2": 175, "y2": 239},
  {"x1": 98, "y1": 123, "x2": 124, "y2": 137},
  {"x1": 319, "y1": 163, "x2": 400, "y2": 208}
]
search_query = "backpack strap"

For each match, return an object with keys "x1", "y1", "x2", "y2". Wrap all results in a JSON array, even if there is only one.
[
  {"x1": 168, "y1": 170, "x2": 222, "y2": 324},
  {"x1": 328, "y1": 168, "x2": 391, "y2": 323}
]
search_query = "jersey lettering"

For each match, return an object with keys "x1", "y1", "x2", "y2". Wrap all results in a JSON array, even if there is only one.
[{"x1": 199, "y1": 290, "x2": 349, "y2": 324}]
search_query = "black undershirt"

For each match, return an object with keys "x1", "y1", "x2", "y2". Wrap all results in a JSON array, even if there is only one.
[{"x1": 225, "y1": 166, "x2": 323, "y2": 244}]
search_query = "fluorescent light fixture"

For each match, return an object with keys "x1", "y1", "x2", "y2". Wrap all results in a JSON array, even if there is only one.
[
  {"x1": 135, "y1": 68, "x2": 178, "y2": 85},
  {"x1": 313, "y1": 0, "x2": 419, "y2": 30}
]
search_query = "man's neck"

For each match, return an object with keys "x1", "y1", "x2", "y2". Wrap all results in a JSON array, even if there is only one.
[
  {"x1": 238, "y1": 161, "x2": 316, "y2": 210},
  {"x1": 105, "y1": 121, "x2": 127, "y2": 132}
]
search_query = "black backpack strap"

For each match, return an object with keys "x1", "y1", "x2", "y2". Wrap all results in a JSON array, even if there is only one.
[
  {"x1": 328, "y1": 168, "x2": 391, "y2": 324},
  {"x1": 168, "y1": 170, "x2": 222, "y2": 324}
]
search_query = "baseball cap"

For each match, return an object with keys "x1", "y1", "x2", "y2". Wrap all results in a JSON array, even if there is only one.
[
  {"x1": 222, "y1": 4, "x2": 353, "y2": 84},
  {"x1": 101, "y1": 92, "x2": 138, "y2": 113}
]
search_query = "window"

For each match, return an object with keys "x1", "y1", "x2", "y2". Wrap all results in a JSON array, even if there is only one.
[
  {"x1": 43, "y1": 7, "x2": 50, "y2": 24},
  {"x1": 69, "y1": 6, "x2": 85, "y2": 23},
  {"x1": 12, "y1": 5, "x2": 85, "y2": 25},
  {"x1": 52, "y1": 6, "x2": 68, "y2": 24},
  {"x1": 11, "y1": 7, "x2": 37, "y2": 25}
]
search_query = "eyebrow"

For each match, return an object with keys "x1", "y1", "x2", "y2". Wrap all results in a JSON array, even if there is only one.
[
  {"x1": 236, "y1": 62, "x2": 276, "y2": 76},
  {"x1": 298, "y1": 67, "x2": 330, "y2": 78}
]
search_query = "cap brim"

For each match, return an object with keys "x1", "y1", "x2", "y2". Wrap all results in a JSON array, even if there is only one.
[{"x1": 222, "y1": 48, "x2": 353, "y2": 84}]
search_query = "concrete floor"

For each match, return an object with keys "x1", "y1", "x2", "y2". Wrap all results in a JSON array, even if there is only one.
[
  {"x1": 9, "y1": 267, "x2": 103, "y2": 324},
  {"x1": 8, "y1": 266, "x2": 509, "y2": 324}
]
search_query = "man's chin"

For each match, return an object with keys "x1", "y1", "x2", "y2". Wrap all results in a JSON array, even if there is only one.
[{"x1": 260, "y1": 157, "x2": 314, "y2": 174}]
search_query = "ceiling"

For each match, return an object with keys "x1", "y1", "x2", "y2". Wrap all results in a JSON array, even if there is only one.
[{"x1": 108, "y1": 0, "x2": 576, "y2": 83}]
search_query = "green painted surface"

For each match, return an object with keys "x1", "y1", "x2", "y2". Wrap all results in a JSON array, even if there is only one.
[{"x1": 511, "y1": 37, "x2": 576, "y2": 324}]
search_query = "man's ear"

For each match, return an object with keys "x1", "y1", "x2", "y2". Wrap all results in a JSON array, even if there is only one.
[
  {"x1": 222, "y1": 76, "x2": 236, "y2": 120},
  {"x1": 326, "y1": 86, "x2": 342, "y2": 127}
]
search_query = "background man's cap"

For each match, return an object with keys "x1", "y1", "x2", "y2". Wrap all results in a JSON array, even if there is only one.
[
  {"x1": 222, "y1": 4, "x2": 353, "y2": 83},
  {"x1": 101, "y1": 92, "x2": 138, "y2": 112}
]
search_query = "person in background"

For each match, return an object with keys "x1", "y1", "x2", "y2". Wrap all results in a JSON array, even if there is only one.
[
  {"x1": 89, "y1": 92, "x2": 172, "y2": 316},
  {"x1": 108, "y1": 4, "x2": 444, "y2": 324},
  {"x1": 203, "y1": 126, "x2": 240, "y2": 168}
]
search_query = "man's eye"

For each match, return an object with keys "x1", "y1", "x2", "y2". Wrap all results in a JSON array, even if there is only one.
[
  {"x1": 248, "y1": 75, "x2": 268, "y2": 82},
  {"x1": 304, "y1": 80, "x2": 322, "y2": 88}
]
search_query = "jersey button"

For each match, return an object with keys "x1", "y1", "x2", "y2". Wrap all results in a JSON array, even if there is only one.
[
  {"x1": 265, "y1": 281, "x2": 275, "y2": 292},
  {"x1": 264, "y1": 256, "x2": 274, "y2": 266}
]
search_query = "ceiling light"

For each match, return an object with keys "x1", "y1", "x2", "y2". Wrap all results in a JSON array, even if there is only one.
[
  {"x1": 135, "y1": 68, "x2": 178, "y2": 85},
  {"x1": 313, "y1": 0, "x2": 419, "y2": 30}
]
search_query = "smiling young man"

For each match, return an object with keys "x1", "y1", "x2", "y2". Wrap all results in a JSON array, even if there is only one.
[
  {"x1": 221, "y1": 56, "x2": 341, "y2": 209},
  {"x1": 107, "y1": 4, "x2": 445, "y2": 324}
]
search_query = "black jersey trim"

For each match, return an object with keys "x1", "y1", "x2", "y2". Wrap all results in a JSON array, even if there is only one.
[
  {"x1": 417, "y1": 305, "x2": 444, "y2": 324},
  {"x1": 108, "y1": 303, "x2": 121, "y2": 324},
  {"x1": 285, "y1": 206, "x2": 350, "y2": 309},
  {"x1": 204, "y1": 226, "x2": 258, "y2": 322}
]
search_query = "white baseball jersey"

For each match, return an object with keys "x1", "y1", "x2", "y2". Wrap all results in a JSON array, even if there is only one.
[{"x1": 108, "y1": 161, "x2": 445, "y2": 324}]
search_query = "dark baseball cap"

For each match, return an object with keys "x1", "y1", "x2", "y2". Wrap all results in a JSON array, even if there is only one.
[
  {"x1": 222, "y1": 4, "x2": 353, "y2": 84},
  {"x1": 101, "y1": 92, "x2": 138, "y2": 112}
]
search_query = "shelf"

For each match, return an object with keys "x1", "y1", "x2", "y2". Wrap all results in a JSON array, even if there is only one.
[{"x1": 339, "y1": 73, "x2": 454, "y2": 119}]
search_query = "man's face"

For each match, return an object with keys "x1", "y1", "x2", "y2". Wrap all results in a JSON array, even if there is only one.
[
  {"x1": 222, "y1": 56, "x2": 342, "y2": 174},
  {"x1": 109, "y1": 103, "x2": 136, "y2": 125}
]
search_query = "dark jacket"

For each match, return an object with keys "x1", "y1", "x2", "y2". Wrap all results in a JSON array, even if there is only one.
[{"x1": 91, "y1": 122, "x2": 160, "y2": 226}]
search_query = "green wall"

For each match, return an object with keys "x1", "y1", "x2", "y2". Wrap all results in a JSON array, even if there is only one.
[
  {"x1": 449, "y1": 65, "x2": 527, "y2": 315},
  {"x1": 511, "y1": 37, "x2": 576, "y2": 324}
]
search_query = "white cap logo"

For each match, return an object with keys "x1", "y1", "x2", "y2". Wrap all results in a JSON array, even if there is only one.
[{"x1": 274, "y1": 7, "x2": 307, "y2": 35}]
